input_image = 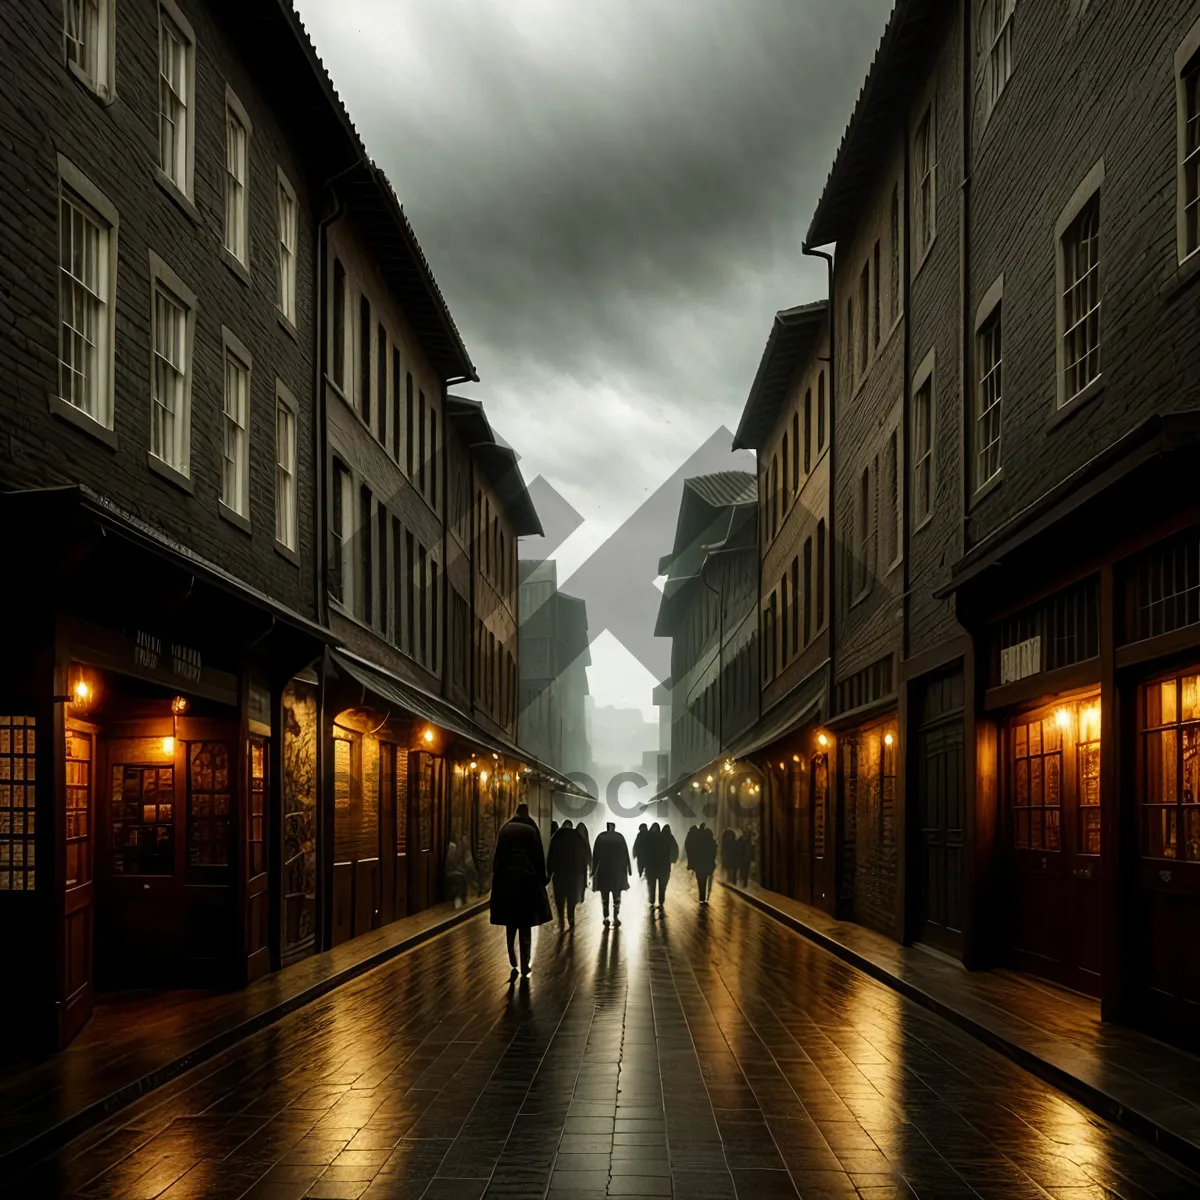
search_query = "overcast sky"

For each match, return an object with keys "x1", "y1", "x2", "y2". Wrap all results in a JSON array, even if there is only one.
[{"x1": 295, "y1": 0, "x2": 892, "y2": 720}]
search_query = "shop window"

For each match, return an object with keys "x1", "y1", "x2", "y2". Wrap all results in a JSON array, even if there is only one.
[
  {"x1": 249, "y1": 738, "x2": 266, "y2": 877},
  {"x1": 1012, "y1": 714, "x2": 1062, "y2": 851},
  {"x1": 111, "y1": 763, "x2": 174, "y2": 875},
  {"x1": 1142, "y1": 674, "x2": 1200, "y2": 862},
  {"x1": 394, "y1": 745, "x2": 409, "y2": 854},
  {"x1": 813, "y1": 753, "x2": 828, "y2": 859},
  {"x1": 1122, "y1": 530, "x2": 1200, "y2": 644},
  {"x1": 0, "y1": 716, "x2": 37, "y2": 891},
  {"x1": 187, "y1": 742, "x2": 231, "y2": 874},
  {"x1": 65, "y1": 728, "x2": 92, "y2": 888},
  {"x1": 1078, "y1": 706, "x2": 1101, "y2": 855}
]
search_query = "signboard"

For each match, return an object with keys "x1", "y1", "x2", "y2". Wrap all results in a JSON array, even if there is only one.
[{"x1": 1000, "y1": 635, "x2": 1042, "y2": 685}]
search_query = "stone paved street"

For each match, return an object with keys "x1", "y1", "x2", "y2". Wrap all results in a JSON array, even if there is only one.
[{"x1": 14, "y1": 877, "x2": 1200, "y2": 1200}]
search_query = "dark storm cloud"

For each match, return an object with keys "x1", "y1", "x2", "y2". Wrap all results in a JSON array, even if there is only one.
[{"x1": 296, "y1": 0, "x2": 891, "y2": 528}]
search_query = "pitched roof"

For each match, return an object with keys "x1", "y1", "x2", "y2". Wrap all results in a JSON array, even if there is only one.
[
  {"x1": 683, "y1": 471, "x2": 758, "y2": 510},
  {"x1": 733, "y1": 302, "x2": 827, "y2": 451},
  {"x1": 804, "y1": 0, "x2": 944, "y2": 248}
]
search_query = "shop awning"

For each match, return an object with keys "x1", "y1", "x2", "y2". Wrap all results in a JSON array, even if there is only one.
[
  {"x1": 329, "y1": 649, "x2": 591, "y2": 799},
  {"x1": 724, "y1": 692, "x2": 823, "y2": 762}
]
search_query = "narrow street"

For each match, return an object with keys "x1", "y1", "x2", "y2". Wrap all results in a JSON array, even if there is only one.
[{"x1": 16, "y1": 880, "x2": 1199, "y2": 1200}]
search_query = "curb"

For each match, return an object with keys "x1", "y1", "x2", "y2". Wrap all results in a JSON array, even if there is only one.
[
  {"x1": 720, "y1": 881, "x2": 1200, "y2": 1175},
  {"x1": 3, "y1": 900, "x2": 489, "y2": 1179}
]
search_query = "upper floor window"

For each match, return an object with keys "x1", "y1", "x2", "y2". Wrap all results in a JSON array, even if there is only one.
[
  {"x1": 224, "y1": 91, "x2": 251, "y2": 269},
  {"x1": 148, "y1": 252, "x2": 196, "y2": 479},
  {"x1": 64, "y1": 0, "x2": 114, "y2": 99},
  {"x1": 854, "y1": 466, "x2": 871, "y2": 598},
  {"x1": 791, "y1": 411, "x2": 800, "y2": 493},
  {"x1": 1058, "y1": 184, "x2": 1101, "y2": 407},
  {"x1": 803, "y1": 389, "x2": 812, "y2": 474},
  {"x1": 872, "y1": 241, "x2": 881, "y2": 349},
  {"x1": 1176, "y1": 27, "x2": 1200, "y2": 263},
  {"x1": 986, "y1": 0, "x2": 1015, "y2": 110},
  {"x1": 890, "y1": 186, "x2": 900, "y2": 322},
  {"x1": 57, "y1": 161, "x2": 117, "y2": 431},
  {"x1": 817, "y1": 372, "x2": 826, "y2": 452},
  {"x1": 157, "y1": 2, "x2": 195, "y2": 197},
  {"x1": 220, "y1": 329, "x2": 251, "y2": 519},
  {"x1": 914, "y1": 103, "x2": 937, "y2": 258},
  {"x1": 332, "y1": 461, "x2": 353, "y2": 607},
  {"x1": 858, "y1": 262, "x2": 870, "y2": 374},
  {"x1": 276, "y1": 383, "x2": 298, "y2": 551},
  {"x1": 845, "y1": 297, "x2": 855, "y2": 389},
  {"x1": 976, "y1": 304, "x2": 1003, "y2": 487},
  {"x1": 882, "y1": 427, "x2": 901, "y2": 570},
  {"x1": 912, "y1": 353, "x2": 934, "y2": 528},
  {"x1": 782, "y1": 432, "x2": 790, "y2": 503},
  {"x1": 277, "y1": 171, "x2": 298, "y2": 325}
]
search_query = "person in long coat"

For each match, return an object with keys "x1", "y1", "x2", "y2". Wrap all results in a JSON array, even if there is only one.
[
  {"x1": 632, "y1": 823, "x2": 649, "y2": 880},
  {"x1": 644, "y1": 822, "x2": 664, "y2": 907},
  {"x1": 736, "y1": 830, "x2": 753, "y2": 886},
  {"x1": 720, "y1": 826, "x2": 738, "y2": 882},
  {"x1": 575, "y1": 823, "x2": 592, "y2": 906},
  {"x1": 490, "y1": 803, "x2": 552, "y2": 978},
  {"x1": 590, "y1": 821, "x2": 631, "y2": 927},
  {"x1": 547, "y1": 819, "x2": 589, "y2": 930},
  {"x1": 689, "y1": 821, "x2": 718, "y2": 905},
  {"x1": 654, "y1": 823, "x2": 679, "y2": 910},
  {"x1": 684, "y1": 825, "x2": 699, "y2": 870}
]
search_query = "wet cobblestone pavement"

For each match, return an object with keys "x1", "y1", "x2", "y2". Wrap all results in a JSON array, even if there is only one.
[{"x1": 15, "y1": 878, "x2": 1200, "y2": 1199}]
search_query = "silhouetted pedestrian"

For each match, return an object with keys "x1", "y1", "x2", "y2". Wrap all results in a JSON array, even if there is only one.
[
  {"x1": 547, "y1": 819, "x2": 589, "y2": 930},
  {"x1": 591, "y1": 821, "x2": 631, "y2": 927},
  {"x1": 445, "y1": 839, "x2": 468, "y2": 909},
  {"x1": 575, "y1": 822, "x2": 591, "y2": 905},
  {"x1": 720, "y1": 826, "x2": 737, "y2": 882},
  {"x1": 689, "y1": 821, "x2": 717, "y2": 904},
  {"x1": 632, "y1": 822, "x2": 649, "y2": 880},
  {"x1": 684, "y1": 824, "x2": 698, "y2": 871},
  {"x1": 490, "y1": 802, "x2": 552, "y2": 979},
  {"x1": 644, "y1": 822, "x2": 663, "y2": 906},
  {"x1": 550, "y1": 819, "x2": 560, "y2": 839},
  {"x1": 654, "y1": 823, "x2": 679, "y2": 910}
]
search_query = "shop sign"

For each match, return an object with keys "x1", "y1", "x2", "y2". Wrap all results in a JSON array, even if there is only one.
[{"x1": 1000, "y1": 635, "x2": 1041, "y2": 685}]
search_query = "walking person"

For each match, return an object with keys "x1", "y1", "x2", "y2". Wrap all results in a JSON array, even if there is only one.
[
  {"x1": 444, "y1": 838, "x2": 468, "y2": 909},
  {"x1": 591, "y1": 820, "x2": 631, "y2": 927},
  {"x1": 720, "y1": 825, "x2": 737, "y2": 882},
  {"x1": 547, "y1": 819, "x2": 589, "y2": 930},
  {"x1": 655, "y1": 823, "x2": 679, "y2": 910},
  {"x1": 645, "y1": 822, "x2": 664, "y2": 908},
  {"x1": 689, "y1": 821, "x2": 718, "y2": 905},
  {"x1": 490, "y1": 802, "x2": 552, "y2": 980},
  {"x1": 632, "y1": 822, "x2": 649, "y2": 883}
]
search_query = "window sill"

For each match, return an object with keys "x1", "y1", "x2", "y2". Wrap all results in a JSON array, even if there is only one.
[
  {"x1": 274, "y1": 538, "x2": 300, "y2": 567},
  {"x1": 971, "y1": 467, "x2": 1005, "y2": 506},
  {"x1": 222, "y1": 248, "x2": 251, "y2": 288},
  {"x1": 1162, "y1": 249, "x2": 1200, "y2": 302},
  {"x1": 67, "y1": 60, "x2": 115, "y2": 107},
  {"x1": 277, "y1": 309, "x2": 299, "y2": 343},
  {"x1": 218, "y1": 501, "x2": 251, "y2": 534},
  {"x1": 47, "y1": 394, "x2": 118, "y2": 449},
  {"x1": 154, "y1": 169, "x2": 200, "y2": 224},
  {"x1": 1048, "y1": 376, "x2": 1103, "y2": 431},
  {"x1": 147, "y1": 453, "x2": 194, "y2": 494}
]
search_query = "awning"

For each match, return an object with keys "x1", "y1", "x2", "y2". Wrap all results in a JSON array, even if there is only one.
[
  {"x1": 330, "y1": 648, "x2": 590, "y2": 799},
  {"x1": 725, "y1": 694, "x2": 823, "y2": 762}
]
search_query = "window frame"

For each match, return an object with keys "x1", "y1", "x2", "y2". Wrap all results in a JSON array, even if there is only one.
[
  {"x1": 1175, "y1": 21, "x2": 1200, "y2": 266},
  {"x1": 973, "y1": 274, "x2": 1004, "y2": 494},
  {"x1": 277, "y1": 168, "x2": 299, "y2": 328},
  {"x1": 275, "y1": 379, "x2": 299, "y2": 557},
  {"x1": 219, "y1": 326, "x2": 252, "y2": 525},
  {"x1": 223, "y1": 87, "x2": 252, "y2": 275},
  {"x1": 1054, "y1": 160, "x2": 1104, "y2": 413},
  {"x1": 147, "y1": 250, "x2": 197, "y2": 487},
  {"x1": 63, "y1": 0, "x2": 116, "y2": 102},
  {"x1": 913, "y1": 98, "x2": 938, "y2": 267},
  {"x1": 156, "y1": 0, "x2": 196, "y2": 201},
  {"x1": 54, "y1": 155, "x2": 119, "y2": 443},
  {"x1": 985, "y1": 0, "x2": 1016, "y2": 114},
  {"x1": 910, "y1": 347, "x2": 935, "y2": 532}
]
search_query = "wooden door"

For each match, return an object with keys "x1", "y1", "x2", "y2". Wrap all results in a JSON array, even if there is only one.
[
  {"x1": 243, "y1": 736, "x2": 269, "y2": 983},
  {"x1": 915, "y1": 719, "x2": 965, "y2": 955},
  {"x1": 1009, "y1": 696, "x2": 1101, "y2": 995},
  {"x1": 61, "y1": 718, "x2": 95, "y2": 1045}
]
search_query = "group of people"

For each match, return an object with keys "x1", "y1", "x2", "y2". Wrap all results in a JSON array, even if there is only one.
[
  {"x1": 489, "y1": 806, "x2": 748, "y2": 979},
  {"x1": 719, "y1": 825, "x2": 754, "y2": 887}
]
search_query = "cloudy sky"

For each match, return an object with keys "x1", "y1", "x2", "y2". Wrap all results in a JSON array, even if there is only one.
[{"x1": 296, "y1": 0, "x2": 892, "y2": 719}]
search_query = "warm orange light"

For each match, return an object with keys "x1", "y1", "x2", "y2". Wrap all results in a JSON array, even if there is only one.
[
  {"x1": 792, "y1": 754, "x2": 801, "y2": 763},
  {"x1": 1055, "y1": 708, "x2": 1071, "y2": 730},
  {"x1": 73, "y1": 679, "x2": 90, "y2": 703},
  {"x1": 162, "y1": 736, "x2": 175, "y2": 755},
  {"x1": 422, "y1": 727, "x2": 435, "y2": 744},
  {"x1": 779, "y1": 761, "x2": 786, "y2": 770},
  {"x1": 706, "y1": 774, "x2": 713, "y2": 783},
  {"x1": 171, "y1": 695, "x2": 189, "y2": 716},
  {"x1": 492, "y1": 753, "x2": 499, "y2": 760},
  {"x1": 817, "y1": 733, "x2": 829, "y2": 748},
  {"x1": 470, "y1": 759, "x2": 478, "y2": 770},
  {"x1": 480, "y1": 769, "x2": 489, "y2": 784},
  {"x1": 884, "y1": 733, "x2": 894, "y2": 747}
]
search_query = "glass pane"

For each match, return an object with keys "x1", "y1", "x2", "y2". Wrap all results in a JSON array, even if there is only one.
[
  {"x1": 1079, "y1": 743, "x2": 1100, "y2": 806},
  {"x1": 1029, "y1": 721, "x2": 1042, "y2": 756},
  {"x1": 1044, "y1": 716, "x2": 1062, "y2": 753},
  {"x1": 1016, "y1": 810, "x2": 1030, "y2": 849},
  {"x1": 1148, "y1": 807, "x2": 1177, "y2": 860},
  {"x1": 1146, "y1": 730, "x2": 1179, "y2": 805},
  {"x1": 1015, "y1": 759, "x2": 1029, "y2": 806},
  {"x1": 1082, "y1": 808, "x2": 1101, "y2": 856},
  {"x1": 1031, "y1": 808, "x2": 1044, "y2": 850},
  {"x1": 1031, "y1": 756, "x2": 1043, "y2": 806},
  {"x1": 1045, "y1": 808, "x2": 1061, "y2": 852},
  {"x1": 1185, "y1": 808, "x2": 1200, "y2": 863},
  {"x1": 1183, "y1": 675, "x2": 1200, "y2": 722},
  {"x1": 1045, "y1": 754, "x2": 1061, "y2": 807},
  {"x1": 1015, "y1": 724, "x2": 1027, "y2": 759},
  {"x1": 1184, "y1": 726, "x2": 1200, "y2": 806}
]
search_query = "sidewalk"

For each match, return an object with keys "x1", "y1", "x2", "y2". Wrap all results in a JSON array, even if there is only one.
[
  {"x1": 723, "y1": 879, "x2": 1200, "y2": 1172},
  {"x1": 0, "y1": 897, "x2": 488, "y2": 1176}
]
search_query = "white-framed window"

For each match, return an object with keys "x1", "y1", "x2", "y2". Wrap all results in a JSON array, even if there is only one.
[
  {"x1": 148, "y1": 252, "x2": 196, "y2": 477},
  {"x1": 276, "y1": 381, "x2": 298, "y2": 551},
  {"x1": 64, "y1": 0, "x2": 114, "y2": 99},
  {"x1": 986, "y1": 0, "x2": 1015, "y2": 110},
  {"x1": 157, "y1": 0, "x2": 195, "y2": 197},
  {"x1": 277, "y1": 169, "x2": 298, "y2": 324},
  {"x1": 882, "y1": 416, "x2": 902, "y2": 572},
  {"x1": 1055, "y1": 164, "x2": 1103, "y2": 409},
  {"x1": 220, "y1": 329, "x2": 251, "y2": 518},
  {"x1": 224, "y1": 88, "x2": 251, "y2": 268},
  {"x1": 1176, "y1": 24, "x2": 1200, "y2": 264},
  {"x1": 57, "y1": 157, "x2": 118, "y2": 430},
  {"x1": 975, "y1": 279, "x2": 1003, "y2": 489},
  {"x1": 914, "y1": 101, "x2": 937, "y2": 258},
  {"x1": 911, "y1": 349, "x2": 935, "y2": 528}
]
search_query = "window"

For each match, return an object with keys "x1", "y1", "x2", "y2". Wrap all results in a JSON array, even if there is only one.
[
  {"x1": 391, "y1": 518, "x2": 404, "y2": 647},
  {"x1": 914, "y1": 103, "x2": 937, "y2": 257},
  {"x1": 392, "y1": 347, "x2": 401, "y2": 461},
  {"x1": 873, "y1": 241, "x2": 881, "y2": 349},
  {"x1": 223, "y1": 92, "x2": 250, "y2": 267},
  {"x1": 782, "y1": 432, "x2": 789, "y2": 504},
  {"x1": 855, "y1": 467, "x2": 871, "y2": 596},
  {"x1": 377, "y1": 504, "x2": 388, "y2": 636},
  {"x1": 858, "y1": 262, "x2": 870, "y2": 373},
  {"x1": 406, "y1": 531, "x2": 416, "y2": 653},
  {"x1": 0, "y1": 717, "x2": 38, "y2": 891},
  {"x1": 816, "y1": 519, "x2": 826, "y2": 630},
  {"x1": 1179, "y1": 34, "x2": 1200, "y2": 262},
  {"x1": 58, "y1": 163, "x2": 117, "y2": 430},
  {"x1": 431, "y1": 559, "x2": 439, "y2": 674},
  {"x1": 65, "y1": 0, "x2": 113, "y2": 98},
  {"x1": 912, "y1": 374, "x2": 933, "y2": 527},
  {"x1": 418, "y1": 390, "x2": 427, "y2": 493},
  {"x1": 987, "y1": 0, "x2": 1015, "y2": 111},
  {"x1": 358, "y1": 295, "x2": 371, "y2": 426},
  {"x1": 277, "y1": 171, "x2": 298, "y2": 325},
  {"x1": 332, "y1": 258, "x2": 347, "y2": 389},
  {"x1": 768, "y1": 593, "x2": 778, "y2": 680},
  {"x1": 1142, "y1": 674, "x2": 1200, "y2": 863},
  {"x1": 791, "y1": 555, "x2": 800, "y2": 655},
  {"x1": 780, "y1": 573, "x2": 789, "y2": 667},
  {"x1": 890, "y1": 185, "x2": 900, "y2": 322},
  {"x1": 770, "y1": 456, "x2": 779, "y2": 539},
  {"x1": 1012, "y1": 713, "x2": 1062, "y2": 853},
  {"x1": 149, "y1": 253, "x2": 196, "y2": 478},
  {"x1": 882, "y1": 428, "x2": 900, "y2": 569},
  {"x1": 1060, "y1": 193, "x2": 1101, "y2": 405},
  {"x1": 406, "y1": 374, "x2": 414, "y2": 477},
  {"x1": 817, "y1": 372, "x2": 825, "y2": 452},
  {"x1": 331, "y1": 461, "x2": 350, "y2": 604},
  {"x1": 804, "y1": 388, "x2": 812, "y2": 474},
  {"x1": 976, "y1": 306, "x2": 1003, "y2": 486},
  {"x1": 377, "y1": 323, "x2": 387, "y2": 443},
  {"x1": 249, "y1": 739, "x2": 266, "y2": 877},
  {"x1": 188, "y1": 741, "x2": 232, "y2": 877},
  {"x1": 220, "y1": 331, "x2": 251, "y2": 518},
  {"x1": 276, "y1": 384, "x2": 297, "y2": 551},
  {"x1": 431, "y1": 414, "x2": 438, "y2": 510},
  {"x1": 803, "y1": 539, "x2": 812, "y2": 646},
  {"x1": 360, "y1": 486, "x2": 373, "y2": 626},
  {"x1": 845, "y1": 297, "x2": 855, "y2": 388},
  {"x1": 792, "y1": 412, "x2": 800, "y2": 492},
  {"x1": 157, "y1": 2, "x2": 194, "y2": 195}
]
